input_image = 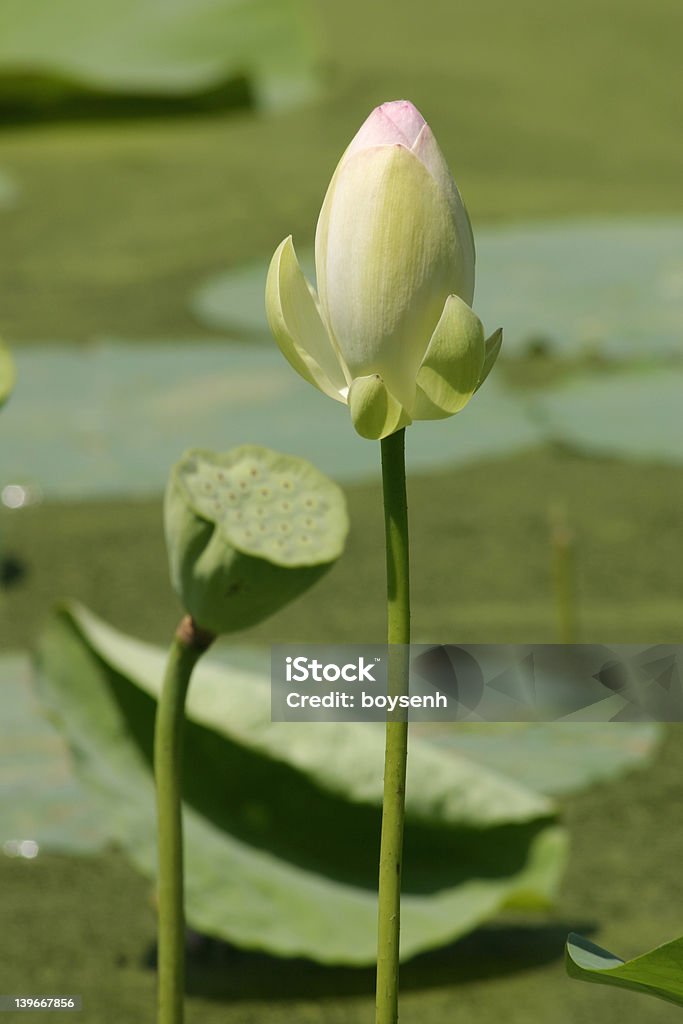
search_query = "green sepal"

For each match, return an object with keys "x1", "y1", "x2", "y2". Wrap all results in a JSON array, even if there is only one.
[
  {"x1": 348, "y1": 374, "x2": 410, "y2": 440},
  {"x1": 476, "y1": 327, "x2": 503, "y2": 392},
  {"x1": 413, "y1": 295, "x2": 485, "y2": 420}
]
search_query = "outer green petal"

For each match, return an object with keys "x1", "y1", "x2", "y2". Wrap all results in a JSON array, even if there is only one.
[
  {"x1": 412, "y1": 295, "x2": 485, "y2": 420},
  {"x1": 315, "y1": 146, "x2": 462, "y2": 409},
  {"x1": 475, "y1": 328, "x2": 503, "y2": 392},
  {"x1": 0, "y1": 340, "x2": 15, "y2": 409},
  {"x1": 348, "y1": 374, "x2": 411, "y2": 440},
  {"x1": 266, "y1": 237, "x2": 348, "y2": 403}
]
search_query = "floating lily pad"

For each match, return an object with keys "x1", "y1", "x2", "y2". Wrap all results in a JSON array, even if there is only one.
[
  {"x1": 475, "y1": 219, "x2": 683, "y2": 360},
  {"x1": 192, "y1": 220, "x2": 683, "y2": 360},
  {"x1": 533, "y1": 367, "x2": 683, "y2": 463},
  {"x1": 6, "y1": 342, "x2": 682, "y2": 504},
  {"x1": 0, "y1": 653, "x2": 106, "y2": 853},
  {"x1": 192, "y1": 251, "x2": 315, "y2": 339},
  {"x1": 1, "y1": 341, "x2": 542, "y2": 499},
  {"x1": 0, "y1": 0, "x2": 318, "y2": 114},
  {"x1": 34, "y1": 602, "x2": 567, "y2": 964}
]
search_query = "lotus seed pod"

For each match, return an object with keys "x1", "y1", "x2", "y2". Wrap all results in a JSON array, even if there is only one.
[{"x1": 164, "y1": 446, "x2": 349, "y2": 635}]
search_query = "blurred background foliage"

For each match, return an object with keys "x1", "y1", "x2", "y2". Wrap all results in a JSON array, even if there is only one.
[
  {"x1": 0, "y1": 0, "x2": 319, "y2": 117},
  {"x1": 1, "y1": 0, "x2": 683, "y2": 1020},
  {"x1": 0, "y1": 0, "x2": 681, "y2": 341}
]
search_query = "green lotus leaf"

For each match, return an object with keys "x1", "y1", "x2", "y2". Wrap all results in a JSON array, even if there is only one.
[
  {"x1": 0, "y1": 0, "x2": 319, "y2": 114},
  {"x1": 413, "y1": 722, "x2": 660, "y2": 797},
  {"x1": 33, "y1": 602, "x2": 567, "y2": 964},
  {"x1": 566, "y1": 931, "x2": 683, "y2": 1008}
]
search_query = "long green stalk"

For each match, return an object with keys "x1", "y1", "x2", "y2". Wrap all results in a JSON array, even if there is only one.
[
  {"x1": 155, "y1": 616, "x2": 213, "y2": 1024},
  {"x1": 375, "y1": 428, "x2": 411, "y2": 1024}
]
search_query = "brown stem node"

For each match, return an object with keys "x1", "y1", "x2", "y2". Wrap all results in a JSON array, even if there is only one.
[{"x1": 175, "y1": 615, "x2": 215, "y2": 653}]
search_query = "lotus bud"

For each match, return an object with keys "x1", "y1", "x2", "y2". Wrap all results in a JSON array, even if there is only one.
[
  {"x1": 266, "y1": 99, "x2": 502, "y2": 440},
  {"x1": 164, "y1": 446, "x2": 348, "y2": 635}
]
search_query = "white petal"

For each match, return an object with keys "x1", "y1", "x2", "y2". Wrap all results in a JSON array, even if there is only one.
[
  {"x1": 411, "y1": 124, "x2": 475, "y2": 306},
  {"x1": 265, "y1": 237, "x2": 348, "y2": 402},
  {"x1": 341, "y1": 100, "x2": 426, "y2": 165},
  {"x1": 315, "y1": 145, "x2": 462, "y2": 409}
]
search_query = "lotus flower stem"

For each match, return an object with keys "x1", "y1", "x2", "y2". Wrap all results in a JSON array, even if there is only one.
[
  {"x1": 154, "y1": 616, "x2": 214, "y2": 1024},
  {"x1": 376, "y1": 428, "x2": 411, "y2": 1024}
]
